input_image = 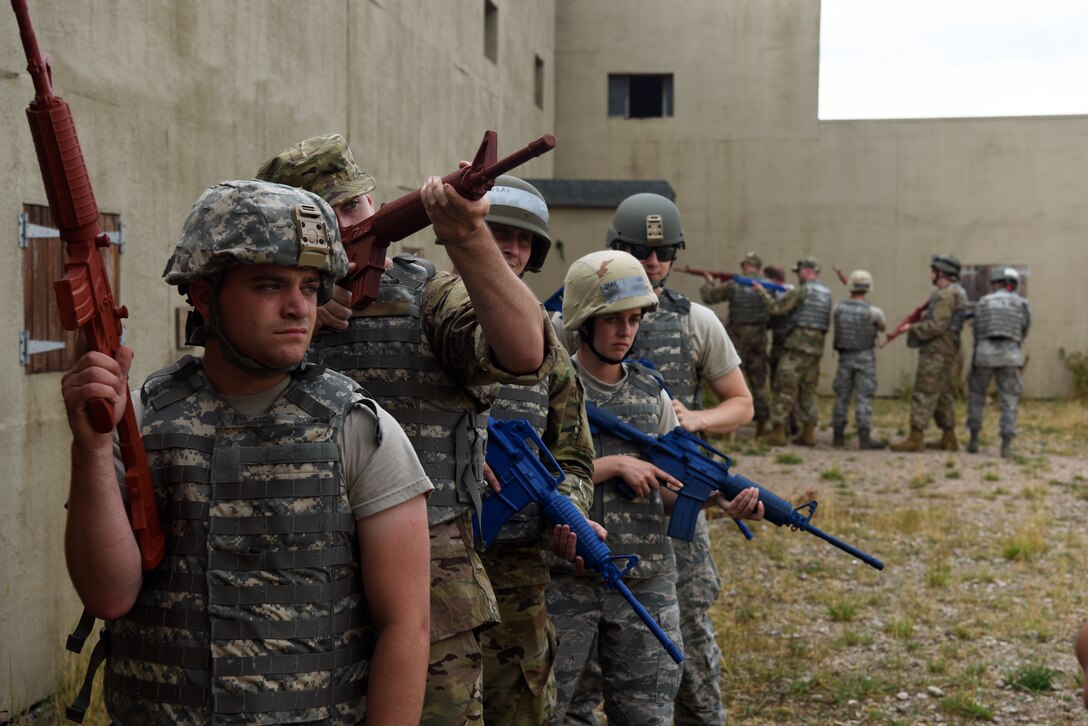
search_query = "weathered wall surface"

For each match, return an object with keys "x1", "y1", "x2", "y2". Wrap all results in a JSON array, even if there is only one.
[
  {"x1": 550, "y1": 0, "x2": 1088, "y2": 398},
  {"x1": 0, "y1": 0, "x2": 553, "y2": 712}
]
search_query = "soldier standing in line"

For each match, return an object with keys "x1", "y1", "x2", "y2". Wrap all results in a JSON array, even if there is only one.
[
  {"x1": 763, "y1": 264, "x2": 791, "y2": 382},
  {"x1": 966, "y1": 267, "x2": 1030, "y2": 458},
  {"x1": 890, "y1": 255, "x2": 968, "y2": 452},
  {"x1": 547, "y1": 250, "x2": 764, "y2": 725},
  {"x1": 465, "y1": 177, "x2": 598, "y2": 723},
  {"x1": 62, "y1": 180, "x2": 434, "y2": 723},
  {"x1": 830, "y1": 270, "x2": 887, "y2": 450},
  {"x1": 700, "y1": 252, "x2": 773, "y2": 436},
  {"x1": 760, "y1": 258, "x2": 833, "y2": 447},
  {"x1": 257, "y1": 135, "x2": 561, "y2": 725}
]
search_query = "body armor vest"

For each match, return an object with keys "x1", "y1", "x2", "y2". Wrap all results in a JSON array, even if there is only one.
[
  {"x1": 105, "y1": 357, "x2": 372, "y2": 725},
  {"x1": 973, "y1": 290, "x2": 1028, "y2": 342},
  {"x1": 582, "y1": 362, "x2": 674, "y2": 579},
  {"x1": 947, "y1": 283, "x2": 968, "y2": 333},
  {"x1": 833, "y1": 299, "x2": 877, "y2": 351},
  {"x1": 727, "y1": 282, "x2": 770, "y2": 325},
  {"x1": 313, "y1": 255, "x2": 487, "y2": 527},
  {"x1": 788, "y1": 282, "x2": 832, "y2": 332},
  {"x1": 628, "y1": 289, "x2": 700, "y2": 410},
  {"x1": 488, "y1": 379, "x2": 551, "y2": 543}
]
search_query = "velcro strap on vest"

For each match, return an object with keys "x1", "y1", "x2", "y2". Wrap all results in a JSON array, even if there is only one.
[
  {"x1": 211, "y1": 443, "x2": 340, "y2": 482},
  {"x1": 208, "y1": 512, "x2": 355, "y2": 536},
  {"x1": 283, "y1": 385, "x2": 337, "y2": 419},
  {"x1": 321, "y1": 352, "x2": 442, "y2": 374},
  {"x1": 110, "y1": 632, "x2": 210, "y2": 669},
  {"x1": 318, "y1": 326, "x2": 421, "y2": 347},
  {"x1": 209, "y1": 576, "x2": 361, "y2": 606},
  {"x1": 152, "y1": 465, "x2": 212, "y2": 487},
  {"x1": 213, "y1": 642, "x2": 369, "y2": 677},
  {"x1": 209, "y1": 545, "x2": 356, "y2": 571},
  {"x1": 141, "y1": 432, "x2": 215, "y2": 453},
  {"x1": 455, "y1": 412, "x2": 486, "y2": 523},
  {"x1": 211, "y1": 607, "x2": 365, "y2": 641},
  {"x1": 123, "y1": 603, "x2": 210, "y2": 632},
  {"x1": 211, "y1": 677, "x2": 366, "y2": 715},
  {"x1": 109, "y1": 670, "x2": 206, "y2": 708},
  {"x1": 65, "y1": 629, "x2": 110, "y2": 723},
  {"x1": 211, "y1": 476, "x2": 341, "y2": 501}
]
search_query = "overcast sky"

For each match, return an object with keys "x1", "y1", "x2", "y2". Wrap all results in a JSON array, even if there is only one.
[{"x1": 819, "y1": 0, "x2": 1088, "y2": 119}]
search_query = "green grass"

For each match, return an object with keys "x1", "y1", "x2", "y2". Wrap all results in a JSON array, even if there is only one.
[
  {"x1": 940, "y1": 693, "x2": 995, "y2": 721},
  {"x1": 1005, "y1": 662, "x2": 1057, "y2": 692},
  {"x1": 776, "y1": 452, "x2": 803, "y2": 465}
]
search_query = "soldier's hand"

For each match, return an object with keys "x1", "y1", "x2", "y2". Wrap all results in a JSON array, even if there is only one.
[
  {"x1": 617, "y1": 458, "x2": 682, "y2": 498},
  {"x1": 719, "y1": 486, "x2": 764, "y2": 521},
  {"x1": 550, "y1": 520, "x2": 607, "y2": 575},
  {"x1": 671, "y1": 399, "x2": 705, "y2": 433},
  {"x1": 483, "y1": 463, "x2": 501, "y2": 494},
  {"x1": 61, "y1": 347, "x2": 132, "y2": 448},
  {"x1": 421, "y1": 162, "x2": 490, "y2": 245},
  {"x1": 317, "y1": 262, "x2": 356, "y2": 331},
  {"x1": 895, "y1": 321, "x2": 911, "y2": 336}
]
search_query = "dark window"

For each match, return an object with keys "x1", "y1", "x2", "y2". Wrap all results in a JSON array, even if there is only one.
[
  {"x1": 21, "y1": 204, "x2": 122, "y2": 373},
  {"x1": 608, "y1": 74, "x2": 673, "y2": 118},
  {"x1": 534, "y1": 55, "x2": 545, "y2": 109},
  {"x1": 484, "y1": 0, "x2": 498, "y2": 63},
  {"x1": 960, "y1": 264, "x2": 1029, "y2": 304}
]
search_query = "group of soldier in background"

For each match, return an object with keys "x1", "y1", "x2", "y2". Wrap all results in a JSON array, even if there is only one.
[{"x1": 699, "y1": 251, "x2": 1031, "y2": 458}]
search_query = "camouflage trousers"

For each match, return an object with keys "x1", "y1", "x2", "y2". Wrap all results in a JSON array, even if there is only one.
[
  {"x1": 966, "y1": 366, "x2": 1023, "y2": 438},
  {"x1": 421, "y1": 515, "x2": 500, "y2": 726},
  {"x1": 728, "y1": 323, "x2": 770, "y2": 424},
  {"x1": 908, "y1": 350, "x2": 958, "y2": 432},
  {"x1": 546, "y1": 573, "x2": 683, "y2": 726},
  {"x1": 770, "y1": 349, "x2": 822, "y2": 427},
  {"x1": 480, "y1": 542, "x2": 558, "y2": 725},
  {"x1": 831, "y1": 349, "x2": 878, "y2": 431}
]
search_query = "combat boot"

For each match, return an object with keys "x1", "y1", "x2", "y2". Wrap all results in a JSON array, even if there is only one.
[
  {"x1": 925, "y1": 429, "x2": 958, "y2": 451},
  {"x1": 890, "y1": 429, "x2": 925, "y2": 452},
  {"x1": 858, "y1": 428, "x2": 886, "y2": 450},
  {"x1": 793, "y1": 423, "x2": 816, "y2": 447},
  {"x1": 1000, "y1": 435, "x2": 1014, "y2": 458},
  {"x1": 832, "y1": 425, "x2": 845, "y2": 448},
  {"x1": 966, "y1": 430, "x2": 980, "y2": 454},
  {"x1": 763, "y1": 424, "x2": 788, "y2": 446}
]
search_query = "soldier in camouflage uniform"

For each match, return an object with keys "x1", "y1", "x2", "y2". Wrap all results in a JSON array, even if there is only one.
[
  {"x1": 831, "y1": 270, "x2": 888, "y2": 450},
  {"x1": 257, "y1": 135, "x2": 561, "y2": 725},
  {"x1": 462, "y1": 177, "x2": 597, "y2": 724},
  {"x1": 700, "y1": 252, "x2": 772, "y2": 436},
  {"x1": 763, "y1": 265, "x2": 791, "y2": 381},
  {"x1": 890, "y1": 255, "x2": 968, "y2": 452},
  {"x1": 61, "y1": 180, "x2": 434, "y2": 723},
  {"x1": 547, "y1": 250, "x2": 763, "y2": 725},
  {"x1": 761, "y1": 258, "x2": 832, "y2": 447},
  {"x1": 966, "y1": 267, "x2": 1030, "y2": 458}
]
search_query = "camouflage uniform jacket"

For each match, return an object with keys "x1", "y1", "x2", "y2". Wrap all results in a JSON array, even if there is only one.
[
  {"x1": 907, "y1": 285, "x2": 966, "y2": 358},
  {"x1": 761, "y1": 283, "x2": 828, "y2": 356},
  {"x1": 700, "y1": 279, "x2": 770, "y2": 327},
  {"x1": 106, "y1": 357, "x2": 373, "y2": 725}
]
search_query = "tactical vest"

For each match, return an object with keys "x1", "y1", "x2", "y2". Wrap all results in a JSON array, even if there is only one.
[
  {"x1": 788, "y1": 282, "x2": 832, "y2": 332},
  {"x1": 314, "y1": 255, "x2": 488, "y2": 527},
  {"x1": 487, "y1": 380, "x2": 551, "y2": 543},
  {"x1": 629, "y1": 289, "x2": 700, "y2": 410},
  {"x1": 581, "y1": 362, "x2": 674, "y2": 579},
  {"x1": 833, "y1": 299, "x2": 877, "y2": 352},
  {"x1": 947, "y1": 283, "x2": 968, "y2": 333},
  {"x1": 973, "y1": 290, "x2": 1028, "y2": 342},
  {"x1": 104, "y1": 357, "x2": 372, "y2": 725},
  {"x1": 727, "y1": 282, "x2": 770, "y2": 325}
]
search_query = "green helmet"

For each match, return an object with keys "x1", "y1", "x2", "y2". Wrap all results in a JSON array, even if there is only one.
[
  {"x1": 486, "y1": 175, "x2": 551, "y2": 273},
  {"x1": 163, "y1": 180, "x2": 348, "y2": 305},
  {"x1": 990, "y1": 266, "x2": 1019, "y2": 287},
  {"x1": 848, "y1": 269, "x2": 873, "y2": 293},
  {"x1": 256, "y1": 132, "x2": 376, "y2": 207},
  {"x1": 606, "y1": 193, "x2": 685, "y2": 250},
  {"x1": 562, "y1": 250, "x2": 658, "y2": 332},
  {"x1": 741, "y1": 252, "x2": 763, "y2": 269},
  {"x1": 930, "y1": 254, "x2": 961, "y2": 277},
  {"x1": 792, "y1": 256, "x2": 821, "y2": 273}
]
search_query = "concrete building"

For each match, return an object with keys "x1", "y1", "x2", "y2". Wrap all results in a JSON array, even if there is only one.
[{"x1": 1, "y1": 0, "x2": 1084, "y2": 715}]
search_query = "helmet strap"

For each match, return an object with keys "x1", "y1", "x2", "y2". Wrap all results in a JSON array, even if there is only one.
[
  {"x1": 580, "y1": 319, "x2": 633, "y2": 367},
  {"x1": 201, "y1": 284, "x2": 299, "y2": 378}
]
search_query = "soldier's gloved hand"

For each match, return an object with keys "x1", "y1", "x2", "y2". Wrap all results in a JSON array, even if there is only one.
[
  {"x1": 549, "y1": 520, "x2": 608, "y2": 575},
  {"x1": 317, "y1": 262, "x2": 356, "y2": 331},
  {"x1": 421, "y1": 161, "x2": 490, "y2": 245}
]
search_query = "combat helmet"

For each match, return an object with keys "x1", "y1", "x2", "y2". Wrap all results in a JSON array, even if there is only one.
[
  {"x1": 606, "y1": 193, "x2": 685, "y2": 252},
  {"x1": 930, "y1": 254, "x2": 961, "y2": 278},
  {"x1": 990, "y1": 266, "x2": 1020, "y2": 289},
  {"x1": 164, "y1": 180, "x2": 347, "y2": 304},
  {"x1": 562, "y1": 250, "x2": 658, "y2": 333},
  {"x1": 256, "y1": 133, "x2": 376, "y2": 207},
  {"x1": 848, "y1": 269, "x2": 873, "y2": 293},
  {"x1": 486, "y1": 175, "x2": 551, "y2": 273}
]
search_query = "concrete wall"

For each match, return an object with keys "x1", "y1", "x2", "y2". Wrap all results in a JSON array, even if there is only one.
[
  {"x1": 0, "y1": 0, "x2": 554, "y2": 712},
  {"x1": 550, "y1": 0, "x2": 1088, "y2": 398}
]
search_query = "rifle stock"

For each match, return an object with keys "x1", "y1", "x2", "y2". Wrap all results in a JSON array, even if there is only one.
[
  {"x1": 339, "y1": 131, "x2": 556, "y2": 308},
  {"x1": 14, "y1": 0, "x2": 165, "y2": 570},
  {"x1": 881, "y1": 299, "x2": 929, "y2": 348}
]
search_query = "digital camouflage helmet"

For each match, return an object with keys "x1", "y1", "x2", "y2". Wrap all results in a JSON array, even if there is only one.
[
  {"x1": 990, "y1": 266, "x2": 1020, "y2": 289},
  {"x1": 930, "y1": 254, "x2": 961, "y2": 278},
  {"x1": 256, "y1": 133, "x2": 376, "y2": 208},
  {"x1": 848, "y1": 269, "x2": 873, "y2": 293},
  {"x1": 606, "y1": 193, "x2": 685, "y2": 251},
  {"x1": 562, "y1": 250, "x2": 658, "y2": 332},
  {"x1": 485, "y1": 175, "x2": 551, "y2": 273}
]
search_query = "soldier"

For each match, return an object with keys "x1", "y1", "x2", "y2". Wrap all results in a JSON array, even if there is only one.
[
  {"x1": 257, "y1": 135, "x2": 561, "y2": 725},
  {"x1": 700, "y1": 252, "x2": 772, "y2": 436},
  {"x1": 761, "y1": 258, "x2": 833, "y2": 447},
  {"x1": 966, "y1": 267, "x2": 1030, "y2": 458},
  {"x1": 467, "y1": 177, "x2": 597, "y2": 723},
  {"x1": 830, "y1": 270, "x2": 888, "y2": 450},
  {"x1": 890, "y1": 255, "x2": 968, "y2": 452},
  {"x1": 763, "y1": 264, "x2": 791, "y2": 382},
  {"x1": 62, "y1": 180, "x2": 433, "y2": 723},
  {"x1": 547, "y1": 250, "x2": 763, "y2": 725}
]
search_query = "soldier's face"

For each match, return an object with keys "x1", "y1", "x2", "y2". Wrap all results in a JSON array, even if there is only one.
[
  {"x1": 335, "y1": 193, "x2": 375, "y2": 229},
  {"x1": 489, "y1": 222, "x2": 533, "y2": 276},
  {"x1": 592, "y1": 308, "x2": 643, "y2": 359},
  {"x1": 197, "y1": 264, "x2": 320, "y2": 371}
]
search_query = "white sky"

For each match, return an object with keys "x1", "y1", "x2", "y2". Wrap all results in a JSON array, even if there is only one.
[{"x1": 819, "y1": 0, "x2": 1088, "y2": 120}]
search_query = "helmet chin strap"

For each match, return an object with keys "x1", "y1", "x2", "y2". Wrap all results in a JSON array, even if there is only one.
[
  {"x1": 200, "y1": 294, "x2": 299, "y2": 378},
  {"x1": 581, "y1": 320, "x2": 635, "y2": 366}
]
